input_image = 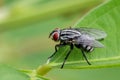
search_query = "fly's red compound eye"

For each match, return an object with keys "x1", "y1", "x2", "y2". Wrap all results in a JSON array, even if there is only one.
[{"x1": 53, "y1": 32, "x2": 59, "y2": 41}]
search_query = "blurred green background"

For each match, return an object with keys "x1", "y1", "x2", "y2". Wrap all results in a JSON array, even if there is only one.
[{"x1": 0, "y1": 0, "x2": 120, "y2": 80}]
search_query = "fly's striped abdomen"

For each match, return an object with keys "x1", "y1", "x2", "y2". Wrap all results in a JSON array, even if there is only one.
[
  {"x1": 60, "y1": 29, "x2": 81, "y2": 41},
  {"x1": 75, "y1": 44, "x2": 94, "y2": 52},
  {"x1": 82, "y1": 45, "x2": 94, "y2": 52}
]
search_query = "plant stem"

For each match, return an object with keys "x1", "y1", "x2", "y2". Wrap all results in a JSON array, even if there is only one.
[{"x1": 36, "y1": 64, "x2": 52, "y2": 76}]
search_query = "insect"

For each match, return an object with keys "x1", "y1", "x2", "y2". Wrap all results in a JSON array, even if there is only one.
[{"x1": 48, "y1": 27, "x2": 107, "y2": 69}]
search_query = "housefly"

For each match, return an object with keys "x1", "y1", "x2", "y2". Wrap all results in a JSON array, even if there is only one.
[{"x1": 48, "y1": 27, "x2": 107, "y2": 69}]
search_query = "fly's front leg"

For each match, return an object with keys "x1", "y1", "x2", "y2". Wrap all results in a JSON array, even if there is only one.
[{"x1": 47, "y1": 43, "x2": 64, "y2": 64}]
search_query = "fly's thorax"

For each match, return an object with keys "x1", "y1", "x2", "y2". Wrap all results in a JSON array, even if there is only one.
[{"x1": 60, "y1": 29, "x2": 81, "y2": 41}]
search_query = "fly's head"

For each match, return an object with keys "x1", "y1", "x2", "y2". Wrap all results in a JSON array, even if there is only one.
[{"x1": 49, "y1": 28, "x2": 60, "y2": 42}]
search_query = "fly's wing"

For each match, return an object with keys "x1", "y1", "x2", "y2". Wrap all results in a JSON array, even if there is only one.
[
  {"x1": 74, "y1": 27, "x2": 107, "y2": 40},
  {"x1": 74, "y1": 34, "x2": 104, "y2": 48},
  {"x1": 79, "y1": 40, "x2": 104, "y2": 48}
]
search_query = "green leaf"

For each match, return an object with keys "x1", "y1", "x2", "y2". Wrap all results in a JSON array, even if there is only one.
[
  {"x1": 48, "y1": 0, "x2": 120, "y2": 69},
  {"x1": 0, "y1": 64, "x2": 29, "y2": 80}
]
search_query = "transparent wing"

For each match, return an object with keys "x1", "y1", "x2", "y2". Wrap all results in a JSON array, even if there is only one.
[
  {"x1": 75, "y1": 39, "x2": 104, "y2": 48},
  {"x1": 74, "y1": 34, "x2": 104, "y2": 48},
  {"x1": 74, "y1": 27, "x2": 107, "y2": 40},
  {"x1": 80, "y1": 40, "x2": 104, "y2": 48}
]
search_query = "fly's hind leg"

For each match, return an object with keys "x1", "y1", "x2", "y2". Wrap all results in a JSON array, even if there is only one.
[{"x1": 81, "y1": 49, "x2": 91, "y2": 65}]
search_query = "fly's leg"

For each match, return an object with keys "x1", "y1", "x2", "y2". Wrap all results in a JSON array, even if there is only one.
[
  {"x1": 61, "y1": 43, "x2": 73, "y2": 69},
  {"x1": 81, "y1": 49, "x2": 91, "y2": 65},
  {"x1": 47, "y1": 44, "x2": 64, "y2": 64},
  {"x1": 47, "y1": 44, "x2": 60, "y2": 64}
]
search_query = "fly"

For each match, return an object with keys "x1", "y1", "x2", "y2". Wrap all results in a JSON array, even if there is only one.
[{"x1": 48, "y1": 27, "x2": 107, "y2": 69}]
